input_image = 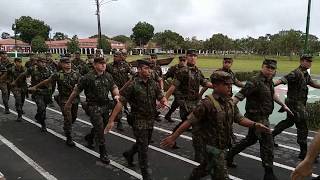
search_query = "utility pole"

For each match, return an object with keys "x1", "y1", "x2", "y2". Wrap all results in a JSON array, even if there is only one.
[
  {"x1": 304, "y1": 0, "x2": 312, "y2": 54},
  {"x1": 95, "y1": 0, "x2": 102, "y2": 50}
]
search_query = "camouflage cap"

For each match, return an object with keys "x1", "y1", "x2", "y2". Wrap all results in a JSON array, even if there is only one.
[
  {"x1": 37, "y1": 57, "x2": 47, "y2": 62},
  {"x1": 223, "y1": 57, "x2": 233, "y2": 62},
  {"x1": 114, "y1": 50, "x2": 122, "y2": 57},
  {"x1": 121, "y1": 49, "x2": 128, "y2": 55},
  {"x1": 14, "y1": 57, "x2": 22, "y2": 62},
  {"x1": 210, "y1": 71, "x2": 234, "y2": 84},
  {"x1": 60, "y1": 57, "x2": 71, "y2": 63},
  {"x1": 150, "y1": 53, "x2": 157, "y2": 58},
  {"x1": 137, "y1": 59, "x2": 152, "y2": 67},
  {"x1": 45, "y1": 52, "x2": 52, "y2": 56},
  {"x1": 75, "y1": 51, "x2": 80, "y2": 55},
  {"x1": 300, "y1": 54, "x2": 313, "y2": 61},
  {"x1": 178, "y1": 55, "x2": 186, "y2": 61},
  {"x1": 87, "y1": 54, "x2": 94, "y2": 58},
  {"x1": 263, "y1": 59, "x2": 277, "y2": 69},
  {"x1": 94, "y1": 57, "x2": 107, "y2": 63},
  {"x1": 186, "y1": 49, "x2": 197, "y2": 56},
  {"x1": 64, "y1": 53, "x2": 71, "y2": 58}
]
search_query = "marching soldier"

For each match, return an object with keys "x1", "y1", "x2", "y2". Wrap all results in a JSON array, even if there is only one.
[
  {"x1": 72, "y1": 51, "x2": 89, "y2": 75},
  {"x1": 226, "y1": 59, "x2": 292, "y2": 180},
  {"x1": 272, "y1": 54, "x2": 320, "y2": 159},
  {"x1": 161, "y1": 71, "x2": 270, "y2": 180},
  {"x1": 86, "y1": 54, "x2": 95, "y2": 71},
  {"x1": 65, "y1": 57, "x2": 120, "y2": 164},
  {"x1": 163, "y1": 55, "x2": 187, "y2": 122},
  {"x1": 106, "y1": 50, "x2": 134, "y2": 131},
  {"x1": 13, "y1": 57, "x2": 52, "y2": 132},
  {"x1": 165, "y1": 49, "x2": 213, "y2": 150},
  {"x1": 105, "y1": 59, "x2": 168, "y2": 180},
  {"x1": 0, "y1": 50, "x2": 13, "y2": 114},
  {"x1": 29, "y1": 57, "x2": 81, "y2": 147}
]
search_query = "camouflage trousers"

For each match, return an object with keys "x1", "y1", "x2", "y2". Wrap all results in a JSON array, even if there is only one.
[
  {"x1": 11, "y1": 87, "x2": 26, "y2": 115},
  {"x1": 172, "y1": 99, "x2": 198, "y2": 133},
  {"x1": 0, "y1": 82, "x2": 9, "y2": 108},
  {"x1": 227, "y1": 116, "x2": 274, "y2": 169},
  {"x1": 33, "y1": 94, "x2": 51, "y2": 127},
  {"x1": 86, "y1": 104, "x2": 110, "y2": 146},
  {"x1": 165, "y1": 97, "x2": 179, "y2": 117},
  {"x1": 273, "y1": 100, "x2": 308, "y2": 153},
  {"x1": 59, "y1": 99, "x2": 78, "y2": 136},
  {"x1": 126, "y1": 128, "x2": 153, "y2": 179},
  {"x1": 190, "y1": 136, "x2": 229, "y2": 180}
]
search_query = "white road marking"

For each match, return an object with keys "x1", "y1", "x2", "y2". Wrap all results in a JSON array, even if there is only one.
[{"x1": 0, "y1": 134, "x2": 57, "y2": 180}]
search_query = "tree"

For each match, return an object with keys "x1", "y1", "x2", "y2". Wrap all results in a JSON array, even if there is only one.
[
  {"x1": 204, "y1": 34, "x2": 233, "y2": 53},
  {"x1": 153, "y1": 30, "x2": 184, "y2": 51},
  {"x1": 1, "y1": 32, "x2": 11, "y2": 39},
  {"x1": 67, "y1": 35, "x2": 80, "y2": 54},
  {"x1": 53, "y1": 32, "x2": 68, "y2": 40},
  {"x1": 131, "y1": 21, "x2": 154, "y2": 47},
  {"x1": 31, "y1": 35, "x2": 48, "y2": 53},
  {"x1": 13, "y1": 16, "x2": 51, "y2": 43},
  {"x1": 89, "y1": 34, "x2": 109, "y2": 39},
  {"x1": 112, "y1": 35, "x2": 130, "y2": 43},
  {"x1": 98, "y1": 36, "x2": 112, "y2": 54}
]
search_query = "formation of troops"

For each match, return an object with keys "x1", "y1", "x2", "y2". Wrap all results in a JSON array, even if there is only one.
[{"x1": 0, "y1": 48, "x2": 320, "y2": 180}]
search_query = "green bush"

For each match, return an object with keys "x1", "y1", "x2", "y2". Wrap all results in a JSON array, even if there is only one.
[
  {"x1": 234, "y1": 71, "x2": 259, "y2": 81},
  {"x1": 306, "y1": 100, "x2": 320, "y2": 130}
]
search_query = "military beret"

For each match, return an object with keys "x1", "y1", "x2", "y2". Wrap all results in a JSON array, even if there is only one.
[
  {"x1": 179, "y1": 55, "x2": 186, "y2": 61},
  {"x1": 210, "y1": 71, "x2": 234, "y2": 84},
  {"x1": 60, "y1": 57, "x2": 71, "y2": 63},
  {"x1": 150, "y1": 53, "x2": 157, "y2": 58},
  {"x1": 137, "y1": 59, "x2": 152, "y2": 67},
  {"x1": 94, "y1": 57, "x2": 107, "y2": 63},
  {"x1": 121, "y1": 49, "x2": 128, "y2": 55},
  {"x1": 263, "y1": 59, "x2": 277, "y2": 69},
  {"x1": 64, "y1": 53, "x2": 71, "y2": 58},
  {"x1": 186, "y1": 49, "x2": 197, "y2": 56},
  {"x1": 14, "y1": 57, "x2": 22, "y2": 62},
  {"x1": 300, "y1": 54, "x2": 313, "y2": 61},
  {"x1": 0, "y1": 50, "x2": 7, "y2": 54}
]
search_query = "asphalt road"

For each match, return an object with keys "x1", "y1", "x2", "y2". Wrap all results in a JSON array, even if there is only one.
[{"x1": 0, "y1": 89, "x2": 319, "y2": 180}]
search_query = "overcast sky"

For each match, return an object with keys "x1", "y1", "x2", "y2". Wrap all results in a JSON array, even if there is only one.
[{"x1": 0, "y1": 0, "x2": 319, "y2": 40}]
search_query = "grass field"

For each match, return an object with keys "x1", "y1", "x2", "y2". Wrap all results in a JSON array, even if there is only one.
[{"x1": 21, "y1": 54, "x2": 320, "y2": 76}]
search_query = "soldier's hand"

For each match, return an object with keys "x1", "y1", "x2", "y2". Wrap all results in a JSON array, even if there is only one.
[
  {"x1": 104, "y1": 121, "x2": 114, "y2": 134},
  {"x1": 255, "y1": 123, "x2": 271, "y2": 134},
  {"x1": 291, "y1": 159, "x2": 313, "y2": 180},
  {"x1": 28, "y1": 87, "x2": 36, "y2": 92},
  {"x1": 160, "y1": 135, "x2": 176, "y2": 148}
]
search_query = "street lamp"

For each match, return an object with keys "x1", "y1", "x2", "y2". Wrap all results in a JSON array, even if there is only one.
[
  {"x1": 95, "y1": 0, "x2": 118, "y2": 50},
  {"x1": 303, "y1": 0, "x2": 312, "y2": 54}
]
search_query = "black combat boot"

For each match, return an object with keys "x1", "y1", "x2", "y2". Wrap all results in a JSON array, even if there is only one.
[
  {"x1": 226, "y1": 152, "x2": 237, "y2": 168},
  {"x1": 84, "y1": 133, "x2": 94, "y2": 149},
  {"x1": 65, "y1": 135, "x2": 76, "y2": 147},
  {"x1": 263, "y1": 167, "x2": 278, "y2": 180},
  {"x1": 16, "y1": 113, "x2": 22, "y2": 122},
  {"x1": 99, "y1": 145, "x2": 110, "y2": 164},
  {"x1": 123, "y1": 151, "x2": 135, "y2": 167},
  {"x1": 4, "y1": 106, "x2": 10, "y2": 114},
  {"x1": 298, "y1": 143, "x2": 308, "y2": 159}
]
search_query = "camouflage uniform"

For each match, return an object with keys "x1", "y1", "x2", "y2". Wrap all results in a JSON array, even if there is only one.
[
  {"x1": 7, "y1": 64, "x2": 27, "y2": 120},
  {"x1": 51, "y1": 69, "x2": 80, "y2": 138},
  {"x1": 217, "y1": 68, "x2": 244, "y2": 88},
  {"x1": 163, "y1": 63, "x2": 185, "y2": 120},
  {"x1": 227, "y1": 72, "x2": 275, "y2": 171},
  {"x1": 120, "y1": 75, "x2": 164, "y2": 180},
  {"x1": 26, "y1": 65, "x2": 52, "y2": 130},
  {"x1": 76, "y1": 70, "x2": 117, "y2": 150},
  {"x1": 272, "y1": 66, "x2": 315, "y2": 157},
  {"x1": 46, "y1": 57, "x2": 58, "y2": 105},
  {"x1": 0, "y1": 58, "x2": 13, "y2": 112},
  {"x1": 72, "y1": 57, "x2": 89, "y2": 75},
  {"x1": 187, "y1": 91, "x2": 244, "y2": 180},
  {"x1": 173, "y1": 65, "x2": 208, "y2": 120}
]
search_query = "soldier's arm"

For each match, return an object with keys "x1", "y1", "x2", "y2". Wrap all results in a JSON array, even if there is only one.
[
  {"x1": 0, "y1": 72, "x2": 8, "y2": 82},
  {"x1": 12, "y1": 71, "x2": 28, "y2": 86},
  {"x1": 309, "y1": 79, "x2": 320, "y2": 89},
  {"x1": 165, "y1": 84, "x2": 176, "y2": 100},
  {"x1": 234, "y1": 78, "x2": 245, "y2": 88},
  {"x1": 233, "y1": 79, "x2": 256, "y2": 104},
  {"x1": 291, "y1": 129, "x2": 320, "y2": 179},
  {"x1": 31, "y1": 76, "x2": 53, "y2": 90},
  {"x1": 274, "y1": 72, "x2": 294, "y2": 86},
  {"x1": 104, "y1": 100, "x2": 124, "y2": 133}
]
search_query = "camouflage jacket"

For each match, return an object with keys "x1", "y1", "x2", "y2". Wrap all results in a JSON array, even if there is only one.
[
  {"x1": 187, "y1": 93, "x2": 244, "y2": 149},
  {"x1": 0, "y1": 59, "x2": 14, "y2": 83},
  {"x1": 77, "y1": 70, "x2": 117, "y2": 105},
  {"x1": 235, "y1": 72, "x2": 274, "y2": 118},
  {"x1": 280, "y1": 66, "x2": 314, "y2": 103},
  {"x1": 7, "y1": 65, "x2": 27, "y2": 88},
  {"x1": 72, "y1": 58, "x2": 89, "y2": 75},
  {"x1": 106, "y1": 61, "x2": 133, "y2": 88},
  {"x1": 51, "y1": 70, "x2": 80, "y2": 102},
  {"x1": 26, "y1": 66, "x2": 52, "y2": 95},
  {"x1": 172, "y1": 64, "x2": 208, "y2": 101},
  {"x1": 217, "y1": 68, "x2": 243, "y2": 88},
  {"x1": 163, "y1": 64, "x2": 185, "y2": 80},
  {"x1": 120, "y1": 75, "x2": 164, "y2": 130}
]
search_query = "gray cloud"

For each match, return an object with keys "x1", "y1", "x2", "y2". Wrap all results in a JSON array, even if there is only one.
[{"x1": 0, "y1": 0, "x2": 319, "y2": 40}]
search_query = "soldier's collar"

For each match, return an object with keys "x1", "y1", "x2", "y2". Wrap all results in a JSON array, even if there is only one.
[{"x1": 212, "y1": 92, "x2": 228, "y2": 103}]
